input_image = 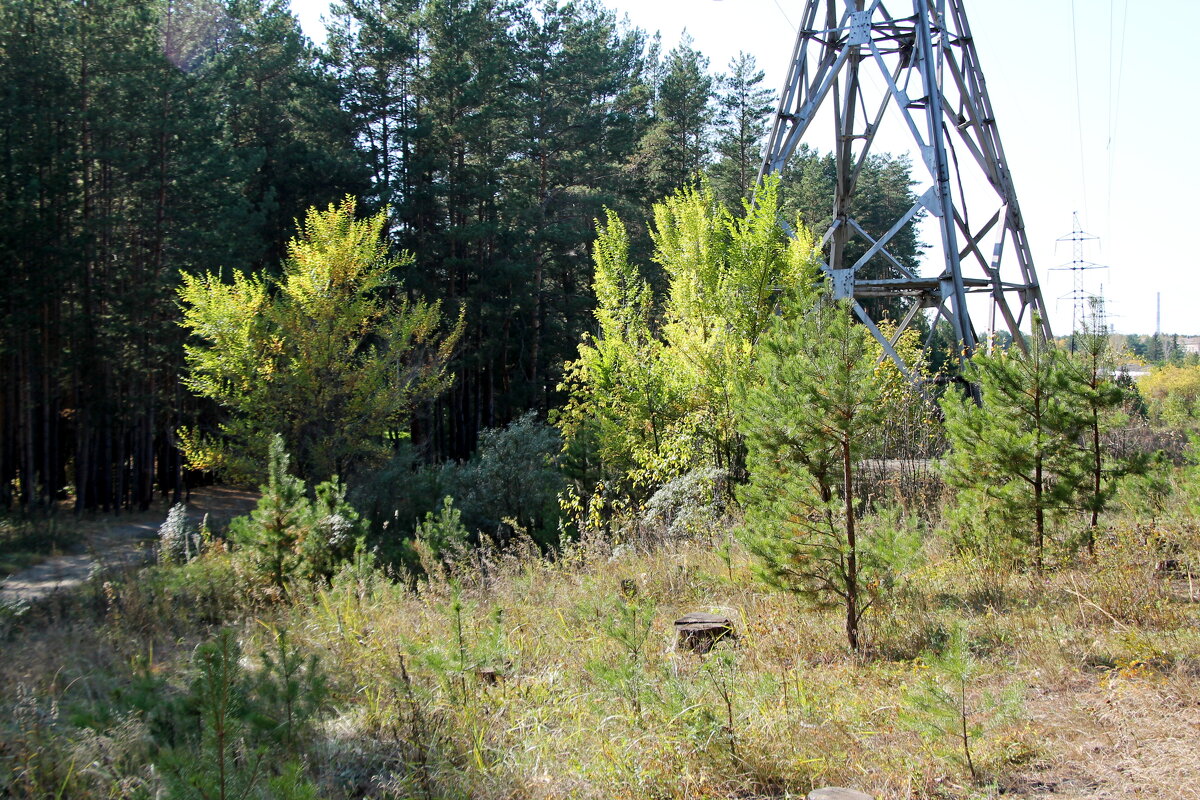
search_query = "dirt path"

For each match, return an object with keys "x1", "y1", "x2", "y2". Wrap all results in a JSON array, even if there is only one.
[{"x1": 0, "y1": 486, "x2": 257, "y2": 606}]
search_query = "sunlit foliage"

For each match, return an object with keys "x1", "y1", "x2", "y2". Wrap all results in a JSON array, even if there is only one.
[{"x1": 179, "y1": 197, "x2": 463, "y2": 482}]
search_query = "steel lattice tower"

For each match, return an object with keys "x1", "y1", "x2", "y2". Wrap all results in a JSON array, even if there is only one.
[
  {"x1": 1051, "y1": 212, "x2": 1105, "y2": 349},
  {"x1": 760, "y1": 0, "x2": 1052, "y2": 376}
]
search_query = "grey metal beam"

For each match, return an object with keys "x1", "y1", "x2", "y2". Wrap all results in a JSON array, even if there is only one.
[{"x1": 759, "y1": 0, "x2": 1052, "y2": 377}]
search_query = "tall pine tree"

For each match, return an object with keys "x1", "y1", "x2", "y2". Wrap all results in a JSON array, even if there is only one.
[
  {"x1": 709, "y1": 52, "x2": 774, "y2": 209},
  {"x1": 636, "y1": 34, "x2": 714, "y2": 201}
]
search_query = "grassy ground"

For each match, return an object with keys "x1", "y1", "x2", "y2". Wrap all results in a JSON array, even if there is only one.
[{"x1": 1, "y1": 512, "x2": 1197, "y2": 799}]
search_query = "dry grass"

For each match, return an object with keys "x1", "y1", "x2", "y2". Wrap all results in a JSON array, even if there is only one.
[
  {"x1": 1004, "y1": 670, "x2": 1200, "y2": 799},
  {"x1": 1, "y1": 512, "x2": 1198, "y2": 800}
]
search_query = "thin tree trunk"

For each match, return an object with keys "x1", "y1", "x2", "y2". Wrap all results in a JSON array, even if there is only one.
[
  {"x1": 1089, "y1": 407, "x2": 1101, "y2": 549},
  {"x1": 843, "y1": 436, "x2": 858, "y2": 652},
  {"x1": 1034, "y1": 458, "x2": 1044, "y2": 571}
]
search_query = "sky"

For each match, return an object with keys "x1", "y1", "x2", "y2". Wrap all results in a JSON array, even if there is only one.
[{"x1": 289, "y1": 0, "x2": 1198, "y2": 336}]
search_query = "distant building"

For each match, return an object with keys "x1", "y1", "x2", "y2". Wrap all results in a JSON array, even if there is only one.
[{"x1": 1181, "y1": 336, "x2": 1200, "y2": 355}]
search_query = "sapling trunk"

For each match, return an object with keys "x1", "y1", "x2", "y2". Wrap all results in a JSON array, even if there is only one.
[
  {"x1": 1034, "y1": 456, "x2": 1044, "y2": 572},
  {"x1": 959, "y1": 679, "x2": 977, "y2": 782},
  {"x1": 843, "y1": 436, "x2": 859, "y2": 652}
]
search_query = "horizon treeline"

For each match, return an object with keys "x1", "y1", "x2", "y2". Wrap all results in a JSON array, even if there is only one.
[{"x1": 0, "y1": 0, "x2": 921, "y2": 512}]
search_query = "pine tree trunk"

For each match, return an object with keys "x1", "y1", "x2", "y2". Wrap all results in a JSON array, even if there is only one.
[
  {"x1": 843, "y1": 436, "x2": 859, "y2": 652},
  {"x1": 1034, "y1": 458, "x2": 1045, "y2": 571},
  {"x1": 1089, "y1": 407, "x2": 1101, "y2": 549}
]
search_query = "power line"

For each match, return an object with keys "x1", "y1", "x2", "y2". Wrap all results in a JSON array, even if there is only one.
[
  {"x1": 1069, "y1": 0, "x2": 1090, "y2": 224},
  {"x1": 769, "y1": 0, "x2": 796, "y2": 32},
  {"x1": 1051, "y1": 212, "x2": 1107, "y2": 344},
  {"x1": 1106, "y1": 0, "x2": 1129, "y2": 225}
]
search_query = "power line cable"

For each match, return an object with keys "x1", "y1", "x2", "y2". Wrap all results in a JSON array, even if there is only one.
[
  {"x1": 1106, "y1": 0, "x2": 1129, "y2": 225},
  {"x1": 1105, "y1": 0, "x2": 1114, "y2": 229},
  {"x1": 769, "y1": 0, "x2": 796, "y2": 32},
  {"x1": 1069, "y1": 0, "x2": 1090, "y2": 224}
]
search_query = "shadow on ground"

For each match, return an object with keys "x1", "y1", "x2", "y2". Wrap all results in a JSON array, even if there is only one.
[{"x1": 0, "y1": 487, "x2": 257, "y2": 604}]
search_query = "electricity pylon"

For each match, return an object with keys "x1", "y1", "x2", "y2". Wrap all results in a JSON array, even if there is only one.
[
  {"x1": 760, "y1": 0, "x2": 1052, "y2": 377},
  {"x1": 1051, "y1": 212, "x2": 1106, "y2": 351}
]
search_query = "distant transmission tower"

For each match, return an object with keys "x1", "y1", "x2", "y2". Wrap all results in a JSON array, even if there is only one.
[
  {"x1": 1050, "y1": 212, "x2": 1106, "y2": 350},
  {"x1": 759, "y1": 0, "x2": 1052, "y2": 377}
]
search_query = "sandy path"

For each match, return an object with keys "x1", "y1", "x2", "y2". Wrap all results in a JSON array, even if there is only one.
[{"x1": 0, "y1": 486, "x2": 257, "y2": 605}]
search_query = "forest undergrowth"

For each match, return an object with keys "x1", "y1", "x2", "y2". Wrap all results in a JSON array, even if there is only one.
[{"x1": 2, "y1": 488, "x2": 1199, "y2": 800}]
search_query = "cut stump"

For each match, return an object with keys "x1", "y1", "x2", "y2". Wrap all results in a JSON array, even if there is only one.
[
  {"x1": 807, "y1": 788, "x2": 874, "y2": 800},
  {"x1": 475, "y1": 667, "x2": 501, "y2": 686},
  {"x1": 674, "y1": 612, "x2": 736, "y2": 654}
]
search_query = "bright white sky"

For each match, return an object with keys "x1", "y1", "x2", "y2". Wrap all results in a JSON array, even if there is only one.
[{"x1": 290, "y1": 0, "x2": 1198, "y2": 336}]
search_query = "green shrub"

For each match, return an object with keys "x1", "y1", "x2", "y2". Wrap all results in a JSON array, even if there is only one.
[
  {"x1": 353, "y1": 415, "x2": 564, "y2": 562},
  {"x1": 297, "y1": 477, "x2": 364, "y2": 582},
  {"x1": 249, "y1": 626, "x2": 329, "y2": 750},
  {"x1": 411, "y1": 496, "x2": 471, "y2": 575},
  {"x1": 350, "y1": 442, "x2": 449, "y2": 564},
  {"x1": 447, "y1": 412, "x2": 565, "y2": 545}
]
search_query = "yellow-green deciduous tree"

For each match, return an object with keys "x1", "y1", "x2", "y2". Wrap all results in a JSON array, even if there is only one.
[
  {"x1": 179, "y1": 197, "x2": 462, "y2": 482},
  {"x1": 556, "y1": 178, "x2": 820, "y2": 526},
  {"x1": 1139, "y1": 364, "x2": 1200, "y2": 428}
]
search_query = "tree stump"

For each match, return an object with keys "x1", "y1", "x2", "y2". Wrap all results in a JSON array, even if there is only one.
[
  {"x1": 475, "y1": 667, "x2": 501, "y2": 686},
  {"x1": 806, "y1": 788, "x2": 874, "y2": 800},
  {"x1": 674, "y1": 612, "x2": 736, "y2": 654}
]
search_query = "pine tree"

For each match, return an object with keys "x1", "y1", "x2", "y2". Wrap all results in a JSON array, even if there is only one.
[
  {"x1": 709, "y1": 52, "x2": 774, "y2": 209},
  {"x1": 0, "y1": 0, "x2": 257, "y2": 511},
  {"x1": 737, "y1": 284, "x2": 889, "y2": 652},
  {"x1": 326, "y1": 0, "x2": 423, "y2": 213},
  {"x1": 210, "y1": 0, "x2": 367, "y2": 269},
  {"x1": 229, "y1": 435, "x2": 310, "y2": 591},
  {"x1": 503, "y1": 0, "x2": 649, "y2": 413},
  {"x1": 159, "y1": 630, "x2": 266, "y2": 800},
  {"x1": 395, "y1": 0, "x2": 519, "y2": 460},
  {"x1": 636, "y1": 34, "x2": 714, "y2": 200},
  {"x1": 941, "y1": 333, "x2": 1089, "y2": 569},
  {"x1": 1070, "y1": 300, "x2": 1141, "y2": 552}
]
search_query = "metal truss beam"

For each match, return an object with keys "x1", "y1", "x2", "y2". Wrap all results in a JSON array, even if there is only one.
[{"x1": 760, "y1": 0, "x2": 1052, "y2": 372}]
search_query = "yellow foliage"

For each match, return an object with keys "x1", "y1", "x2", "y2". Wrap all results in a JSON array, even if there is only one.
[
  {"x1": 178, "y1": 197, "x2": 463, "y2": 482},
  {"x1": 557, "y1": 177, "x2": 822, "y2": 525},
  {"x1": 1138, "y1": 364, "x2": 1200, "y2": 425}
]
